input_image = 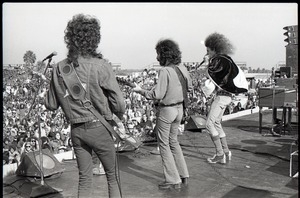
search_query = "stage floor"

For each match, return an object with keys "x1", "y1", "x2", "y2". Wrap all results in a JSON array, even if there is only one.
[{"x1": 3, "y1": 110, "x2": 298, "y2": 198}]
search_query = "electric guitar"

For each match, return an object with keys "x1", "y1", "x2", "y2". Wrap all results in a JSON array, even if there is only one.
[
  {"x1": 33, "y1": 72, "x2": 142, "y2": 150},
  {"x1": 116, "y1": 77, "x2": 136, "y2": 88},
  {"x1": 110, "y1": 114, "x2": 142, "y2": 150}
]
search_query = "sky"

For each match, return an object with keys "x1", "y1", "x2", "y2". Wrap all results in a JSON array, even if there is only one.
[{"x1": 2, "y1": 2, "x2": 298, "y2": 70}]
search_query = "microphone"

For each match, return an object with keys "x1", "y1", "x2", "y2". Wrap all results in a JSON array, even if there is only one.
[
  {"x1": 195, "y1": 55, "x2": 208, "y2": 70},
  {"x1": 199, "y1": 55, "x2": 209, "y2": 66},
  {"x1": 42, "y1": 51, "x2": 57, "y2": 62},
  {"x1": 199, "y1": 59, "x2": 205, "y2": 66}
]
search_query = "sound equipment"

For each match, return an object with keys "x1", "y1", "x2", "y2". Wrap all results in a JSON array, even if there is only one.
[
  {"x1": 280, "y1": 67, "x2": 292, "y2": 78},
  {"x1": 275, "y1": 78, "x2": 297, "y2": 89},
  {"x1": 285, "y1": 44, "x2": 298, "y2": 77},
  {"x1": 275, "y1": 71, "x2": 281, "y2": 78},
  {"x1": 258, "y1": 87, "x2": 297, "y2": 108},
  {"x1": 3, "y1": 176, "x2": 62, "y2": 198},
  {"x1": 258, "y1": 88, "x2": 285, "y2": 107},
  {"x1": 184, "y1": 115, "x2": 206, "y2": 131},
  {"x1": 284, "y1": 89, "x2": 298, "y2": 107},
  {"x1": 258, "y1": 84, "x2": 297, "y2": 135},
  {"x1": 16, "y1": 149, "x2": 65, "y2": 178}
]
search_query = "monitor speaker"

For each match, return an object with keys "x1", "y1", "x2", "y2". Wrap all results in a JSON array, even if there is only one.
[
  {"x1": 16, "y1": 149, "x2": 65, "y2": 178},
  {"x1": 184, "y1": 115, "x2": 206, "y2": 131}
]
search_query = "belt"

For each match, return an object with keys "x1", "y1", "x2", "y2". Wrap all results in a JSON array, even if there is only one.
[
  {"x1": 158, "y1": 101, "x2": 183, "y2": 107},
  {"x1": 72, "y1": 119, "x2": 101, "y2": 127},
  {"x1": 217, "y1": 90, "x2": 234, "y2": 97}
]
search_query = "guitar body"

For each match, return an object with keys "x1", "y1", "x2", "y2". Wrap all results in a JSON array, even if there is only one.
[{"x1": 111, "y1": 114, "x2": 142, "y2": 151}]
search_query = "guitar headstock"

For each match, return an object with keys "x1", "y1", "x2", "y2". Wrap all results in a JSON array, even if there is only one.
[{"x1": 116, "y1": 77, "x2": 136, "y2": 88}]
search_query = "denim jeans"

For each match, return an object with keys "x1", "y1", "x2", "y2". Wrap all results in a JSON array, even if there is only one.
[
  {"x1": 206, "y1": 95, "x2": 232, "y2": 138},
  {"x1": 156, "y1": 104, "x2": 189, "y2": 184},
  {"x1": 71, "y1": 121, "x2": 121, "y2": 198}
]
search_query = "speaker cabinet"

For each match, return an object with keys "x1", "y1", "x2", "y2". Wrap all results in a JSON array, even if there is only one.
[
  {"x1": 184, "y1": 115, "x2": 206, "y2": 131},
  {"x1": 258, "y1": 88, "x2": 285, "y2": 107},
  {"x1": 16, "y1": 149, "x2": 65, "y2": 178},
  {"x1": 280, "y1": 67, "x2": 292, "y2": 78},
  {"x1": 275, "y1": 78, "x2": 297, "y2": 89}
]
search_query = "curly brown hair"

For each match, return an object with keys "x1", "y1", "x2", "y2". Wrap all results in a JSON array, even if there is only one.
[
  {"x1": 204, "y1": 32, "x2": 235, "y2": 55},
  {"x1": 64, "y1": 14, "x2": 103, "y2": 65},
  {"x1": 155, "y1": 39, "x2": 182, "y2": 66}
]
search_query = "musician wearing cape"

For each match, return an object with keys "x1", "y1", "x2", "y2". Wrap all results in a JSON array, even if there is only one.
[{"x1": 201, "y1": 32, "x2": 248, "y2": 164}]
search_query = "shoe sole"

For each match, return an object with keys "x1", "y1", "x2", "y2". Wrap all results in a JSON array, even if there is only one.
[
  {"x1": 208, "y1": 160, "x2": 226, "y2": 164},
  {"x1": 207, "y1": 157, "x2": 226, "y2": 164},
  {"x1": 159, "y1": 184, "x2": 181, "y2": 190}
]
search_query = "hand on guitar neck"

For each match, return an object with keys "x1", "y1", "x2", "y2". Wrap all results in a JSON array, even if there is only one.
[
  {"x1": 116, "y1": 77, "x2": 145, "y2": 95},
  {"x1": 32, "y1": 71, "x2": 50, "y2": 83},
  {"x1": 116, "y1": 77, "x2": 136, "y2": 88}
]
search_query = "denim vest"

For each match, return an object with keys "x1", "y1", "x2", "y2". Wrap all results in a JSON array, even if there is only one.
[{"x1": 45, "y1": 57, "x2": 125, "y2": 124}]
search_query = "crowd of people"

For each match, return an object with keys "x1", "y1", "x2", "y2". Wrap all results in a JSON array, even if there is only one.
[
  {"x1": 3, "y1": 67, "x2": 72, "y2": 165},
  {"x1": 3, "y1": 13, "x2": 284, "y2": 198},
  {"x1": 3, "y1": 61, "x2": 264, "y2": 166}
]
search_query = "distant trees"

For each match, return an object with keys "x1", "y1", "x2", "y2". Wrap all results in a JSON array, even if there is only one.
[
  {"x1": 23, "y1": 50, "x2": 36, "y2": 66},
  {"x1": 35, "y1": 61, "x2": 47, "y2": 73},
  {"x1": 247, "y1": 67, "x2": 272, "y2": 73}
]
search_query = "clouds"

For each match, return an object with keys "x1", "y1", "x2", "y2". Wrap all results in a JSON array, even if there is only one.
[{"x1": 3, "y1": 3, "x2": 297, "y2": 69}]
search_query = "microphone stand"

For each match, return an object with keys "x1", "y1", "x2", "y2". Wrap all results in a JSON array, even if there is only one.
[
  {"x1": 263, "y1": 76, "x2": 281, "y2": 137},
  {"x1": 270, "y1": 80, "x2": 281, "y2": 136},
  {"x1": 24, "y1": 59, "x2": 52, "y2": 119},
  {"x1": 28, "y1": 58, "x2": 61, "y2": 197},
  {"x1": 37, "y1": 69, "x2": 46, "y2": 186}
]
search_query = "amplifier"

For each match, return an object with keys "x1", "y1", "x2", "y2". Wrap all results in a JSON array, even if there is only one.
[
  {"x1": 284, "y1": 89, "x2": 297, "y2": 107},
  {"x1": 258, "y1": 87, "x2": 285, "y2": 107},
  {"x1": 279, "y1": 67, "x2": 292, "y2": 78},
  {"x1": 275, "y1": 78, "x2": 297, "y2": 89}
]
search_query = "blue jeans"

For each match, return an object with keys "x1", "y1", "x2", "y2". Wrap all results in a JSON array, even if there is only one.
[
  {"x1": 206, "y1": 95, "x2": 232, "y2": 138},
  {"x1": 71, "y1": 121, "x2": 121, "y2": 198},
  {"x1": 156, "y1": 104, "x2": 189, "y2": 184}
]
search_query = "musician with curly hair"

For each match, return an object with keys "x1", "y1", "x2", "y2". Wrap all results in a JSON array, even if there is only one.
[
  {"x1": 45, "y1": 14, "x2": 125, "y2": 198},
  {"x1": 203, "y1": 32, "x2": 248, "y2": 164},
  {"x1": 133, "y1": 39, "x2": 192, "y2": 190}
]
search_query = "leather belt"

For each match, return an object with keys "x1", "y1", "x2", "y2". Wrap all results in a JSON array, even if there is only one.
[
  {"x1": 217, "y1": 90, "x2": 234, "y2": 97},
  {"x1": 72, "y1": 119, "x2": 100, "y2": 127},
  {"x1": 158, "y1": 101, "x2": 183, "y2": 107}
]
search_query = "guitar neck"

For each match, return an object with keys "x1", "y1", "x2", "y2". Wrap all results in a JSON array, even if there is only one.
[{"x1": 116, "y1": 78, "x2": 136, "y2": 88}]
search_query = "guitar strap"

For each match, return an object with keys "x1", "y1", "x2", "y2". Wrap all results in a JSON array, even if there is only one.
[
  {"x1": 172, "y1": 66, "x2": 189, "y2": 109},
  {"x1": 58, "y1": 63, "x2": 122, "y2": 142}
]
